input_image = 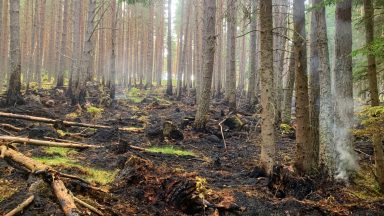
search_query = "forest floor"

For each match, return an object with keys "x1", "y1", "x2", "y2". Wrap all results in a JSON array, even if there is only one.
[{"x1": 0, "y1": 86, "x2": 384, "y2": 216}]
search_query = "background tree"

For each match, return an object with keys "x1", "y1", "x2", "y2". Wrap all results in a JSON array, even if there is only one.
[
  {"x1": 293, "y1": 0, "x2": 313, "y2": 173},
  {"x1": 333, "y1": 0, "x2": 357, "y2": 180},
  {"x1": 194, "y1": 0, "x2": 216, "y2": 130},
  {"x1": 259, "y1": 0, "x2": 276, "y2": 174},
  {"x1": 6, "y1": 0, "x2": 23, "y2": 105},
  {"x1": 166, "y1": 0, "x2": 173, "y2": 95}
]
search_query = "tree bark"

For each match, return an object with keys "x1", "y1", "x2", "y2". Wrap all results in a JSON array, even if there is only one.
[
  {"x1": 259, "y1": 0, "x2": 276, "y2": 174},
  {"x1": 309, "y1": 0, "x2": 321, "y2": 168},
  {"x1": 6, "y1": 0, "x2": 23, "y2": 105},
  {"x1": 312, "y1": 0, "x2": 335, "y2": 175},
  {"x1": 109, "y1": 0, "x2": 117, "y2": 99},
  {"x1": 56, "y1": 0, "x2": 69, "y2": 88},
  {"x1": 247, "y1": 0, "x2": 258, "y2": 107},
  {"x1": 166, "y1": 0, "x2": 173, "y2": 95},
  {"x1": 293, "y1": 0, "x2": 313, "y2": 174},
  {"x1": 363, "y1": 0, "x2": 384, "y2": 189},
  {"x1": 194, "y1": 0, "x2": 216, "y2": 130},
  {"x1": 334, "y1": 0, "x2": 357, "y2": 180},
  {"x1": 282, "y1": 46, "x2": 295, "y2": 124},
  {"x1": 225, "y1": 0, "x2": 237, "y2": 111}
]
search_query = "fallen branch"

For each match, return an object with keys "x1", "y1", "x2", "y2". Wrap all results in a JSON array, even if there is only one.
[
  {"x1": 73, "y1": 196, "x2": 104, "y2": 216},
  {"x1": 4, "y1": 195, "x2": 34, "y2": 216},
  {"x1": 0, "y1": 111, "x2": 144, "y2": 133},
  {"x1": 0, "y1": 123, "x2": 22, "y2": 132},
  {"x1": 218, "y1": 112, "x2": 233, "y2": 150},
  {"x1": 0, "y1": 135, "x2": 100, "y2": 149}
]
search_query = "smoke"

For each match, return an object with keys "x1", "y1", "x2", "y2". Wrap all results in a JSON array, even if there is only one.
[{"x1": 333, "y1": 96, "x2": 359, "y2": 181}]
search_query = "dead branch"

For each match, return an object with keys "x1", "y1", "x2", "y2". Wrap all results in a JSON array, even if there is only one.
[
  {"x1": 0, "y1": 123, "x2": 22, "y2": 131},
  {"x1": 218, "y1": 111, "x2": 233, "y2": 150},
  {"x1": 51, "y1": 174, "x2": 80, "y2": 216},
  {"x1": 0, "y1": 111, "x2": 144, "y2": 133},
  {"x1": 73, "y1": 195, "x2": 104, "y2": 216},
  {"x1": 0, "y1": 135, "x2": 100, "y2": 149},
  {"x1": 4, "y1": 195, "x2": 34, "y2": 216}
]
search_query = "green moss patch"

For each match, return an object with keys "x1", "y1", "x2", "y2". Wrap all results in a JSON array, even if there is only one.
[
  {"x1": 33, "y1": 156, "x2": 118, "y2": 185},
  {"x1": 147, "y1": 146, "x2": 196, "y2": 157}
]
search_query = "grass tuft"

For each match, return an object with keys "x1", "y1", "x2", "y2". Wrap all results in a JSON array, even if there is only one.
[
  {"x1": 147, "y1": 146, "x2": 196, "y2": 156},
  {"x1": 33, "y1": 156, "x2": 118, "y2": 185},
  {"x1": 43, "y1": 147, "x2": 77, "y2": 157}
]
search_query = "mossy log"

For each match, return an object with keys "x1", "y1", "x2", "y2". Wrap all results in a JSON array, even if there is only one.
[
  {"x1": 0, "y1": 111, "x2": 143, "y2": 133},
  {"x1": 0, "y1": 135, "x2": 99, "y2": 149}
]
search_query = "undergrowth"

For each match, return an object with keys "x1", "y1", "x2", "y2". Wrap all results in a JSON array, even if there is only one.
[{"x1": 147, "y1": 146, "x2": 196, "y2": 156}]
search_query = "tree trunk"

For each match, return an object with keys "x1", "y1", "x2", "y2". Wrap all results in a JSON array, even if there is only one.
[
  {"x1": 6, "y1": 0, "x2": 23, "y2": 105},
  {"x1": 225, "y1": 0, "x2": 237, "y2": 111},
  {"x1": 312, "y1": 0, "x2": 335, "y2": 175},
  {"x1": 259, "y1": 0, "x2": 276, "y2": 174},
  {"x1": 363, "y1": 0, "x2": 384, "y2": 189},
  {"x1": 334, "y1": 0, "x2": 357, "y2": 180},
  {"x1": 0, "y1": 0, "x2": 3, "y2": 92},
  {"x1": 194, "y1": 0, "x2": 216, "y2": 130},
  {"x1": 146, "y1": 2, "x2": 154, "y2": 88},
  {"x1": 109, "y1": 0, "x2": 117, "y2": 99},
  {"x1": 34, "y1": 0, "x2": 46, "y2": 89},
  {"x1": 247, "y1": 0, "x2": 258, "y2": 107},
  {"x1": 56, "y1": 0, "x2": 69, "y2": 88},
  {"x1": 282, "y1": 46, "x2": 295, "y2": 124},
  {"x1": 166, "y1": 0, "x2": 173, "y2": 95},
  {"x1": 73, "y1": 0, "x2": 96, "y2": 105},
  {"x1": 309, "y1": 0, "x2": 321, "y2": 168},
  {"x1": 293, "y1": 0, "x2": 313, "y2": 174}
]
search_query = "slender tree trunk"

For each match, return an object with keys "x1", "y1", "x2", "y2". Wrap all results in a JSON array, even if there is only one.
[
  {"x1": 259, "y1": 0, "x2": 276, "y2": 174},
  {"x1": 247, "y1": 0, "x2": 258, "y2": 107},
  {"x1": 214, "y1": 0, "x2": 223, "y2": 99},
  {"x1": 2, "y1": 0, "x2": 9, "y2": 85},
  {"x1": 309, "y1": 0, "x2": 321, "y2": 168},
  {"x1": 34, "y1": 0, "x2": 45, "y2": 89},
  {"x1": 293, "y1": 0, "x2": 313, "y2": 174},
  {"x1": 282, "y1": 46, "x2": 295, "y2": 124},
  {"x1": 146, "y1": 2, "x2": 154, "y2": 88},
  {"x1": 225, "y1": 0, "x2": 237, "y2": 111},
  {"x1": 334, "y1": 0, "x2": 357, "y2": 180},
  {"x1": 363, "y1": 0, "x2": 384, "y2": 188},
  {"x1": 194, "y1": 0, "x2": 216, "y2": 130},
  {"x1": 73, "y1": 0, "x2": 96, "y2": 105},
  {"x1": 109, "y1": 0, "x2": 117, "y2": 99},
  {"x1": 56, "y1": 0, "x2": 69, "y2": 88},
  {"x1": 166, "y1": 0, "x2": 173, "y2": 95},
  {"x1": 0, "y1": 0, "x2": 4, "y2": 92},
  {"x1": 6, "y1": 0, "x2": 23, "y2": 105},
  {"x1": 312, "y1": 0, "x2": 335, "y2": 175}
]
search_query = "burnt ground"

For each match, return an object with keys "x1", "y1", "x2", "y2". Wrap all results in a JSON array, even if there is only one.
[{"x1": 0, "y1": 87, "x2": 383, "y2": 216}]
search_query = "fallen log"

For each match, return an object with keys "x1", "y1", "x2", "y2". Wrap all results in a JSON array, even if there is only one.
[
  {"x1": 0, "y1": 146, "x2": 105, "y2": 215},
  {"x1": 4, "y1": 195, "x2": 34, "y2": 216},
  {"x1": 0, "y1": 111, "x2": 144, "y2": 133},
  {"x1": 0, "y1": 135, "x2": 100, "y2": 149},
  {"x1": 51, "y1": 174, "x2": 80, "y2": 216}
]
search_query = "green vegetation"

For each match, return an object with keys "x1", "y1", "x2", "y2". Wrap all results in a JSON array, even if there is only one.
[
  {"x1": 43, "y1": 147, "x2": 77, "y2": 157},
  {"x1": 125, "y1": 87, "x2": 145, "y2": 103},
  {"x1": 33, "y1": 154, "x2": 119, "y2": 185},
  {"x1": 86, "y1": 105, "x2": 104, "y2": 118},
  {"x1": 280, "y1": 123, "x2": 294, "y2": 135},
  {"x1": 355, "y1": 106, "x2": 384, "y2": 137},
  {"x1": 147, "y1": 146, "x2": 196, "y2": 157},
  {"x1": 65, "y1": 112, "x2": 79, "y2": 120},
  {"x1": 347, "y1": 168, "x2": 382, "y2": 200}
]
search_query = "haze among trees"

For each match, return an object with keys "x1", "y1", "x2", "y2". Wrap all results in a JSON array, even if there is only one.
[{"x1": 0, "y1": 0, "x2": 384, "y2": 215}]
